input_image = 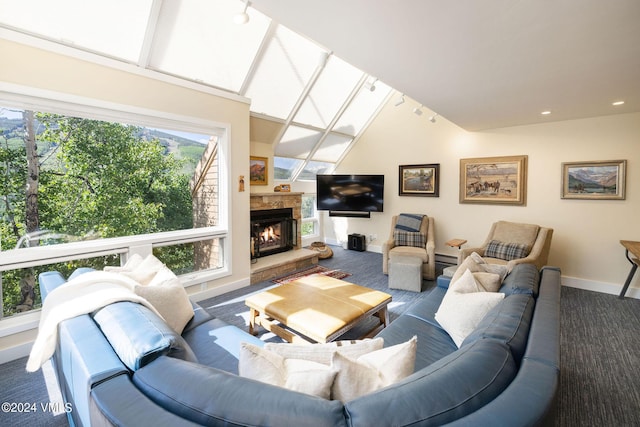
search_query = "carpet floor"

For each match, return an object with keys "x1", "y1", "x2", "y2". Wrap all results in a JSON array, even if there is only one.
[{"x1": 1, "y1": 245, "x2": 639, "y2": 426}]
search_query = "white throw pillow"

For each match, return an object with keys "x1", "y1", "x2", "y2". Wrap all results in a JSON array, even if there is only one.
[
  {"x1": 435, "y1": 268, "x2": 504, "y2": 347},
  {"x1": 452, "y1": 252, "x2": 508, "y2": 287},
  {"x1": 104, "y1": 253, "x2": 144, "y2": 273},
  {"x1": 264, "y1": 338, "x2": 384, "y2": 365},
  {"x1": 239, "y1": 343, "x2": 337, "y2": 399},
  {"x1": 121, "y1": 254, "x2": 166, "y2": 285},
  {"x1": 330, "y1": 336, "x2": 417, "y2": 402},
  {"x1": 133, "y1": 266, "x2": 193, "y2": 334}
]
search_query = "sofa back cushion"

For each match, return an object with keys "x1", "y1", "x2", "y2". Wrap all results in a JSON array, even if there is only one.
[
  {"x1": 499, "y1": 263, "x2": 540, "y2": 296},
  {"x1": 462, "y1": 293, "x2": 535, "y2": 364},
  {"x1": 344, "y1": 340, "x2": 516, "y2": 426},
  {"x1": 93, "y1": 302, "x2": 197, "y2": 371},
  {"x1": 134, "y1": 356, "x2": 348, "y2": 427}
]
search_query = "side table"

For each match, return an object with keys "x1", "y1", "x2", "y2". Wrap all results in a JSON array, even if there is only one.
[
  {"x1": 619, "y1": 240, "x2": 640, "y2": 299},
  {"x1": 443, "y1": 238, "x2": 467, "y2": 277}
]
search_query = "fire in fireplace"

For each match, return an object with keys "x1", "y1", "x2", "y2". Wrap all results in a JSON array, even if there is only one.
[{"x1": 250, "y1": 208, "x2": 296, "y2": 260}]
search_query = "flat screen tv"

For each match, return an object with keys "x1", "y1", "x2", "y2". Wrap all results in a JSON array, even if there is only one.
[{"x1": 316, "y1": 174, "x2": 384, "y2": 212}]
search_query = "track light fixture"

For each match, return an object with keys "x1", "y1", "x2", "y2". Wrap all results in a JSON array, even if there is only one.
[
  {"x1": 233, "y1": 0, "x2": 250, "y2": 24},
  {"x1": 413, "y1": 104, "x2": 424, "y2": 116},
  {"x1": 366, "y1": 78, "x2": 378, "y2": 92},
  {"x1": 429, "y1": 113, "x2": 438, "y2": 123},
  {"x1": 394, "y1": 94, "x2": 405, "y2": 106}
]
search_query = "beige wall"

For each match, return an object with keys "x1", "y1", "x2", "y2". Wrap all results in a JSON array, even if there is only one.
[{"x1": 328, "y1": 96, "x2": 639, "y2": 296}]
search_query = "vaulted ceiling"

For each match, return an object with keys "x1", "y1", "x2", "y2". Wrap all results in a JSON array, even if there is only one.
[
  {"x1": 2, "y1": 1, "x2": 639, "y2": 182},
  {"x1": 251, "y1": 0, "x2": 640, "y2": 131}
]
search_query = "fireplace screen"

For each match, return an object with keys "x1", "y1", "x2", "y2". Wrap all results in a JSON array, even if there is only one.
[{"x1": 251, "y1": 208, "x2": 296, "y2": 259}]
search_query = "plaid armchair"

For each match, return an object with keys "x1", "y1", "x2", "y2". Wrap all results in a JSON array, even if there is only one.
[
  {"x1": 382, "y1": 214, "x2": 435, "y2": 280},
  {"x1": 458, "y1": 220, "x2": 553, "y2": 271}
]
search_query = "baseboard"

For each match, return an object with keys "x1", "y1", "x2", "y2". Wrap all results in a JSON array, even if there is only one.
[
  {"x1": 0, "y1": 341, "x2": 32, "y2": 365},
  {"x1": 190, "y1": 277, "x2": 250, "y2": 302},
  {"x1": 561, "y1": 275, "x2": 639, "y2": 300}
]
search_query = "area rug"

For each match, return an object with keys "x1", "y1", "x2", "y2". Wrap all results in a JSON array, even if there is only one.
[{"x1": 272, "y1": 265, "x2": 351, "y2": 284}]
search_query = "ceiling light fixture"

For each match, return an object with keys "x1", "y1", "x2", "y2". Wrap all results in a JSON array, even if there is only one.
[
  {"x1": 429, "y1": 113, "x2": 438, "y2": 123},
  {"x1": 233, "y1": 0, "x2": 250, "y2": 25},
  {"x1": 394, "y1": 94, "x2": 405, "y2": 107},
  {"x1": 541, "y1": 111, "x2": 551, "y2": 115},
  {"x1": 413, "y1": 104, "x2": 424, "y2": 116},
  {"x1": 612, "y1": 100, "x2": 625, "y2": 106}
]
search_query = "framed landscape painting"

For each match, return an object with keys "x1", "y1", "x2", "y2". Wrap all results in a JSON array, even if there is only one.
[
  {"x1": 249, "y1": 156, "x2": 268, "y2": 185},
  {"x1": 399, "y1": 164, "x2": 440, "y2": 197},
  {"x1": 460, "y1": 155, "x2": 527, "y2": 205},
  {"x1": 561, "y1": 160, "x2": 626, "y2": 200}
]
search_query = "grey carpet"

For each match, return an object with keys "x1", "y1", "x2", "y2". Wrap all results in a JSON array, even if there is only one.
[{"x1": 1, "y1": 245, "x2": 639, "y2": 426}]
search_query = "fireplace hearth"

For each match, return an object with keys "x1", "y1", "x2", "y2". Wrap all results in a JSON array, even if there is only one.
[{"x1": 251, "y1": 208, "x2": 296, "y2": 260}]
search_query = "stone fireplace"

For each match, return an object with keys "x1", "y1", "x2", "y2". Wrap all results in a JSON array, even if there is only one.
[
  {"x1": 249, "y1": 192, "x2": 317, "y2": 284},
  {"x1": 251, "y1": 208, "x2": 296, "y2": 260}
]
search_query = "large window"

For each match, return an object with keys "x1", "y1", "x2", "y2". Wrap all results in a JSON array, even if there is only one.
[{"x1": 0, "y1": 100, "x2": 228, "y2": 319}]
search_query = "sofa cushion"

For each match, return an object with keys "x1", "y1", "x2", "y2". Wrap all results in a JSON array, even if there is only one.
[
  {"x1": 240, "y1": 337, "x2": 416, "y2": 402},
  {"x1": 264, "y1": 338, "x2": 384, "y2": 364},
  {"x1": 485, "y1": 240, "x2": 530, "y2": 261},
  {"x1": 134, "y1": 356, "x2": 348, "y2": 427},
  {"x1": 330, "y1": 336, "x2": 417, "y2": 402},
  {"x1": 105, "y1": 253, "x2": 165, "y2": 285},
  {"x1": 451, "y1": 252, "x2": 508, "y2": 285},
  {"x1": 435, "y1": 269, "x2": 505, "y2": 347},
  {"x1": 181, "y1": 318, "x2": 264, "y2": 374},
  {"x1": 376, "y1": 313, "x2": 457, "y2": 371},
  {"x1": 500, "y1": 263, "x2": 540, "y2": 296},
  {"x1": 462, "y1": 293, "x2": 535, "y2": 364},
  {"x1": 93, "y1": 302, "x2": 197, "y2": 371},
  {"x1": 344, "y1": 340, "x2": 517, "y2": 427},
  {"x1": 239, "y1": 343, "x2": 337, "y2": 398},
  {"x1": 133, "y1": 266, "x2": 194, "y2": 334}
]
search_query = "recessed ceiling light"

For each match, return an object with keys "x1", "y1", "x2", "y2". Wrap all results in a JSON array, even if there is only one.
[
  {"x1": 612, "y1": 101, "x2": 625, "y2": 106},
  {"x1": 541, "y1": 111, "x2": 551, "y2": 115}
]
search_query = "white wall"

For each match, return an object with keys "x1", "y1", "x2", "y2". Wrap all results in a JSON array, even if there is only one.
[{"x1": 328, "y1": 96, "x2": 640, "y2": 297}]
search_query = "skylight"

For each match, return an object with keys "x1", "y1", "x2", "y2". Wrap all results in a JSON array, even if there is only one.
[{"x1": 0, "y1": 0, "x2": 392, "y2": 182}]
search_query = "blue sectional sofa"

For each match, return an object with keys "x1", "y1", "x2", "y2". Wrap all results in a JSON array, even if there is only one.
[{"x1": 38, "y1": 263, "x2": 560, "y2": 426}]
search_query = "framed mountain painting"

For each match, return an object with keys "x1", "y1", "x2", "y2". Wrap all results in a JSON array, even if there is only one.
[{"x1": 561, "y1": 160, "x2": 626, "y2": 200}]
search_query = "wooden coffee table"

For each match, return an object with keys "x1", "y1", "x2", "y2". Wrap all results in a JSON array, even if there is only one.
[{"x1": 245, "y1": 274, "x2": 392, "y2": 344}]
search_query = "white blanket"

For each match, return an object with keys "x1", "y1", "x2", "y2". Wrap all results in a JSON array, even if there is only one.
[{"x1": 26, "y1": 271, "x2": 161, "y2": 372}]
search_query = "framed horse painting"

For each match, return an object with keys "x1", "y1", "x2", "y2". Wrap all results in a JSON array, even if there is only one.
[{"x1": 459, "y1": 155, "x2": 527, "y2": 205}]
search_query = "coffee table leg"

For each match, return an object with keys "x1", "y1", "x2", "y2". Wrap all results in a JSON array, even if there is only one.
[
  {"x1": 249, "y1": 308, "x2": 258, "y2": 335},
  {"x1": 379, "y1": 306, "x2": 389, "y2": 327}
]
